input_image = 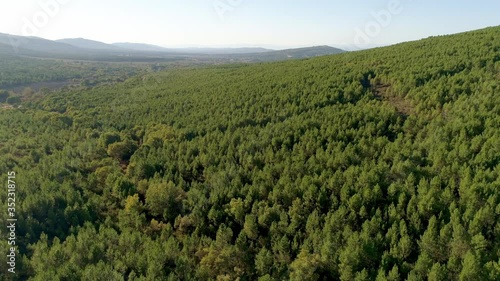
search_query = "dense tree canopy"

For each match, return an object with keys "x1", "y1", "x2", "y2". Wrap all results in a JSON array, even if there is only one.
[{"x1": 0, "y1": 26, "x2": 499, "y2": 280}]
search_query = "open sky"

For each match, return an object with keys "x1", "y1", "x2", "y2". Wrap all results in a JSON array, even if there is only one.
[{"x1": 0, "y1": 0, "x2": 498, "y2": 49}]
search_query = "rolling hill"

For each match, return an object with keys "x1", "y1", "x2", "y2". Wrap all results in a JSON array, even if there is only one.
[
  {"x1": 57, "y1": 38, "x2": 123, "y2": 51},
  {"x1": 112, "y1": 42, "x2": 172, "y2": 52},
  {"x1": 112, "y1": 43, "x2": 272, "y2": 54},
  {"x1": 0, "y1": 33, "x2": 80, "y2": 55}
]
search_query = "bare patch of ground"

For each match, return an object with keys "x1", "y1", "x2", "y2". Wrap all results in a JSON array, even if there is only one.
[{"x1": 372, "y1": 83, "x2": 414, "y2": 116}]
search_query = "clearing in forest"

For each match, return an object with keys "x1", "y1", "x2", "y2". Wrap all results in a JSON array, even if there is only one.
[{"x1": 372, "y1": 83, "x2": 414, "y2": 116}]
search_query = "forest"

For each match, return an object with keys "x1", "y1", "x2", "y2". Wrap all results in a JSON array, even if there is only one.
[
  {"x1": 0, "y1": 54, "x2": 172, "y2": 91},
  {"x1": 0, "y1": 26, "x2": 499, "y2": 280}
]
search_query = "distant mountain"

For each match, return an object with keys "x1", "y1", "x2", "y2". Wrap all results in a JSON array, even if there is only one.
[
  {"x1": 0, "y1": 34, "x2": 166, "y2": 60},
  {"x1": 112, "y1": 42, "x2": 170, "y2": 52},
  {"x1": 0, "y1": 33, "x2": 80, "y2": 55},
  {"x1": 113, "y1": 43, "x2": 273, "y2": 54},
  {"x1": 0, "y1": 42, "x2": 16, "y2": 55},
  {"x1": 177, "y1": 47, "x2": 273, "y2": 54},
  {"x1": 57, "y1": 38, "x2": 121, "y2": 51}
]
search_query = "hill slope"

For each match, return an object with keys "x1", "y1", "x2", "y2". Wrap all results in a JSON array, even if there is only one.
[
  {"x1": 112, "y1": 43, "x2": 273, "y2": 54},
  {"x1": 0, "y1": 33, "x2": 80, "y2": 54},
  {"x1": 0, "y1": 26, "x2": 499, "y2": 280},
  {"x1": 112, "y1": 42, "x2": 172, "y2": 52},
  {"x1": 57, "y1": 38, "x2": 122, "y2": 50}
]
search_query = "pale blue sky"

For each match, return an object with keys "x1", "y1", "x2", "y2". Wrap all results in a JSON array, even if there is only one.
[{"x1": 0, "y1": 0, "x2": 498, "y2": 49}]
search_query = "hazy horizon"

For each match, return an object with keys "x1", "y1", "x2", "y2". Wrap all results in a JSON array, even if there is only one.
[
  {"x1": 1, "y1": 31, "x2": 390, "y2": 51},
  {"x1": 1, "y1": 0, "x2": 499, "y2": 50}
]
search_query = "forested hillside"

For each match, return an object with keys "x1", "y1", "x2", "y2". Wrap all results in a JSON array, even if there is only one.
[{"x1": 0, "y1": 26, "x2": 499, "y2": 280}]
